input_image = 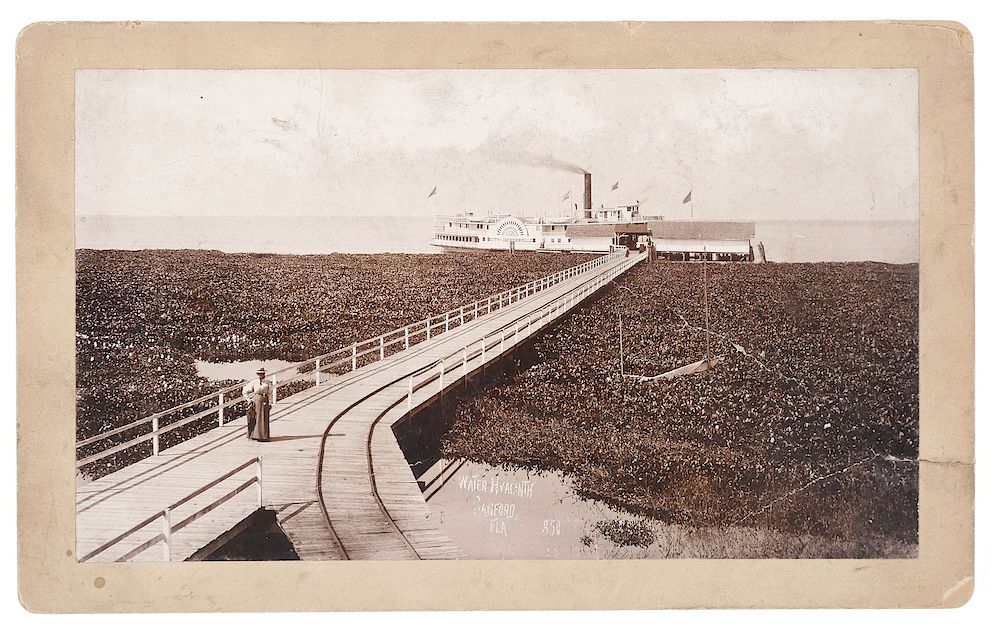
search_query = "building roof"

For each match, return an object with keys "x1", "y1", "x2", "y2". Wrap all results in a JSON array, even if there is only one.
[
  {"x1": 614, "y1": 222, "x2": 651, "y2": 234},
  {"x1": 648, "y1": 220, "x2": 755, "y2": 240}
]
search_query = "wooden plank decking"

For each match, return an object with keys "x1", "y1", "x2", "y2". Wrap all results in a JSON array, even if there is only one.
[{"x1": 76, "y1": 252, "x2": 644, "y2": 561}]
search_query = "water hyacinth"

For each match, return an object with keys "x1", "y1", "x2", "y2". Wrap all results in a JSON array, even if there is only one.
[
  {"x1": 441, "y1": 261, "x2": 918, "y2": 550},
  {"x1": 75, "y1": 249, "x2": 592, "y2": 478}
]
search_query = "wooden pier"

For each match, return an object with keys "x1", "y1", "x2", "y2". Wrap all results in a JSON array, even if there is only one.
[{"x1": 76, "y1": 249, "x2": 644, "y2": 561}]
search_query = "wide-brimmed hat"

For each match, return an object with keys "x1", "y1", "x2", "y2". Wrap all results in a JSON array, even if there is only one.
[{"x1": 256, "y1": 368, "x2": 266, "y2": 375}]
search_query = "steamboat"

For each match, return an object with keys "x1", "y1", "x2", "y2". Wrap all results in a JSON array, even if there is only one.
[{"x1": 431, "y1": 172, "x2": 761, "y2": 261}]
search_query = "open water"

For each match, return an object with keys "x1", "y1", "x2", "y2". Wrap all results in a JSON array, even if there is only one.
[{"x1": 77, "y1": 215, "x2": 918, "y2": 263}]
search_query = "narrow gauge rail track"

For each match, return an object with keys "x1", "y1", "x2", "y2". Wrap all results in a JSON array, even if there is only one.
[{"x1": 314, "y1": 265, "x2": 630, "y2": 560}]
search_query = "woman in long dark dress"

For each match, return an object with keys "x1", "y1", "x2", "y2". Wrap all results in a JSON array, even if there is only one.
[
  {"x1": 249, "y1": 382, "x2": 271, "y2": 441},
  {"x1": 242, "y1": 368, "x2": 271, "y2": 441}
]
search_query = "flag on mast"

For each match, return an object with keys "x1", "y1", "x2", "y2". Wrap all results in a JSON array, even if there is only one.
[
  {"x1": 683, "y1": 190, "x2": 692, "y2": 204},
  {"x1": 561, "y1": 190, "x2": 571, "y2": 201},
  {"x1": 611, "y1": 181, "x2": 619, "y2": 191},
  {"x1": 428, "y1": 186, "x2": 437, "y2": 198}
]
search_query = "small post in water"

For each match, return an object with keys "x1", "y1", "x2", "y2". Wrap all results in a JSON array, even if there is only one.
[{"x1": 703, "y1": 245, "x2": 710, "y2": 364}]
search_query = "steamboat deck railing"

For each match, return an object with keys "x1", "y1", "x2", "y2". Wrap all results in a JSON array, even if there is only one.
[{"x1": 76, "y1": 248, "x2": 632, "y2": 469}]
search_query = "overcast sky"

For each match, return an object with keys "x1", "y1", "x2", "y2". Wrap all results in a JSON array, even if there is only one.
[{"x1": 76, "y1": 69, "x2": 917, "y2": 222}]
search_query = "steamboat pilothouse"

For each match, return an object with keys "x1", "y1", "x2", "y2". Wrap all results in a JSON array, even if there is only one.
[{"x1": 431, "y1": 172, "x2": 761, "y2": 261}]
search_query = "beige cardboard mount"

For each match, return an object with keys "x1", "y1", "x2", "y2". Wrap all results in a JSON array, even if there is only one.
[{"x1": 16, "y1": 22, "x2": 974, "y2": 612}]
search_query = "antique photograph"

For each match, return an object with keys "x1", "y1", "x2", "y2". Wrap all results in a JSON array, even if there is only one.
[{"x1": 73, "y1": 68, "x2": 919, "y2": 562}]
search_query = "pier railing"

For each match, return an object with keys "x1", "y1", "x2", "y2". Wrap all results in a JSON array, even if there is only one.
[
  {"x1": 76, "y1": 247, "x2": 631, "y2": 469},
  {"x1": 79, "y1": 457, "x2": 262, "y2": 562},
  {"x1": 400, "y1": 246, "x2": 643, "y2": 418}
]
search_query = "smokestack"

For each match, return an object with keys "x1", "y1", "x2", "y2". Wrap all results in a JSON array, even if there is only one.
[{"x1": 583, "y1": 172, "x2": 592, "y2": 218}]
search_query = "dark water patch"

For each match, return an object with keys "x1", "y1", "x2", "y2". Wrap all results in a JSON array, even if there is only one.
[
  {"x1": 203, "y1": 509, "x2": 300, "y2": 561},
  {"x1": 426, "y1": 460, "x2": 917, "y2": 559}
]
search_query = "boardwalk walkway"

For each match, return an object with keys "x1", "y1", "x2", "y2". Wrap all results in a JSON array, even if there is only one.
[{"x1": 76, "y1": 250, "x2": 644, "y2": 561}]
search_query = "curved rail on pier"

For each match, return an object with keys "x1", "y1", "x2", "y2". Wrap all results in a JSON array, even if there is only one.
[{"x1": 313, "y1": 248, "x2": 641, "y2": 559}]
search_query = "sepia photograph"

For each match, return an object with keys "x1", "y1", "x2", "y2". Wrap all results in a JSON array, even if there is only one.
[
  {"x1": 11, "y1": 16, "x2": 978, "y2": 613},
  {"x1": 72, "y1": 67, "x2": 920, "y2": 562}
]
